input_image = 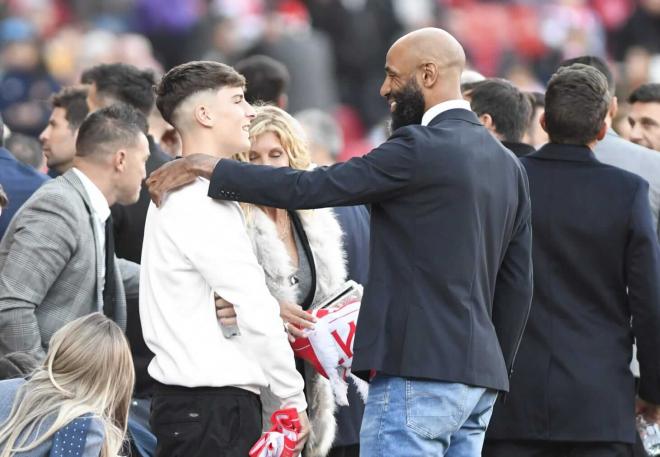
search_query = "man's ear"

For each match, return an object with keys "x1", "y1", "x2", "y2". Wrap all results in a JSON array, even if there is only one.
[
  {"x1": 113, "y1": 149, "x2": 128, "y2": 172},
  {"x1": 194, "y1": 104, "x2": 214, "y2": 128},
  {"x1": 596, "y1": 121, "x2": 607, "y2": 141},
  {"x1": 277, "y1": 93, "x2": 288, "y2": 110},
  {"x1": 420, "y1": 62, "x2": 439, "y2": 88},
  {"x1": 609, "y1": 95, "x2": 619, "y2": 120},
  {"x1": 540, "y1": 111, "x2": 548, "y2": 134},
  {"x1": 479, "y1": 113, "x2": 494, "y2": 130}
]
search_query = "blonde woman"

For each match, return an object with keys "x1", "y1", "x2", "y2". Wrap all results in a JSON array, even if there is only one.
[
  {"x1": 234, "y1": 105, "x2": 347, "y2": 457},
  {"x1": 0, "y1": 313, "x2": 134, "y2": 457}
]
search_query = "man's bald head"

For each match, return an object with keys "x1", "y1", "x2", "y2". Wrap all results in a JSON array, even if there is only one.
[
  {"x1": 391, "y1": 27, "x2": 466, "y2": 75},
  {"x1": 381, "y1": 28, "x2": 466, "y2": 131}
]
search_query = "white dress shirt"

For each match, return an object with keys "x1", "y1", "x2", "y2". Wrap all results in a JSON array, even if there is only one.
[
  {"x1": 71, "y1": 167, "x2": 110, "y2": 290},
  {"x1": 421, "y1": 99, "x2": 472, "y2": 126},
  {"x1": 140, "y1": 178, "x2": 306, "y2": 411}
]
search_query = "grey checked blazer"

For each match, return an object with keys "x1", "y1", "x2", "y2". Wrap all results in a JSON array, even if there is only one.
[
  {"x1": 0, "y1": 169, "x2": 139, "y2": 378},
  {"x1": 595, "y1": 128, "x2": 660, "y2": 239}
]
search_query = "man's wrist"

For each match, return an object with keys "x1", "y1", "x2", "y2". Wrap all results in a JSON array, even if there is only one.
[{"x1": 190, "y1": 154, "x2": 220, "y2": 180}]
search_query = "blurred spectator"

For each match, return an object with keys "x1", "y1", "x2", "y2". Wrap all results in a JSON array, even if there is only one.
[
  {"x1": 0, "y1": 18, "x2": 60, "y2": 137},
  {"x1": 0, "y1": 113, "x2": 49, "y2": 240},
  {"x1": 628, "y1": 83, "x2": 660, "y2": 152},
  {"x1": 6, "y1": 132, "x2": 44, "y2": 171},
  {"x1": 295, "y1": 109, "x2": 343, "y2": 166},
  {"x1": 468, "y1": 78, "x2": 535, "y2": 157},
  {"x1": 522, "y1": 91, "x2": 548, "y2": 148},
  {"x1": 615, "y1": 0, "x2": 660, "y2": 60},
  {"x1": 249, "y1": 9, "x2": 339, "y2": 115},
  {"x1": 302, "y1": 0, "x2": 402, "y2": 127},
  {"x1": 235, "y1": 54, "x2": 290, "y2": 108},
  {"x1": 39, "y1": 86, "x2": 89, "y2": 178}
]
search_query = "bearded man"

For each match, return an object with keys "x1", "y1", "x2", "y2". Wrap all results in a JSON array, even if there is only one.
[{"x1": 146, "y1": 28, "x2": 533, "y2": 457}]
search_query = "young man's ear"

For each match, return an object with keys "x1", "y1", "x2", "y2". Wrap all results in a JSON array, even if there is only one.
[{"x1": 194, "y1": 104, "x2": 214, "y2": 128}]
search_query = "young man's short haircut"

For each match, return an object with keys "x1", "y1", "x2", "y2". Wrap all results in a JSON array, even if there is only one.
[
  {"x1": 155, "y1": 61, "x2": 246, "y2": 127},
  {"x1": 628, "y1": 83, "x2": 660, "y2": 104},
  {"x1": 559, "y1": 56, "x2": 615, "y2": 94},
  {"x1": 76, "y1": 103, "x2": 148, "y2": 158},
  {"x1": 81, "y1": 63, "x2": 156, "y2": 116},
  {"x1": 51, "y1": 86, "x2": 89, "y2": 131},
  {"x1": 234, "y1": 55, "x2": 290, "y2": 105},
  {"x1": 544, "y1": 63, "x2": 611, "y2": 145},
  {"x1": 468, "y1": 79, "x2": 532, "y2": 143}
]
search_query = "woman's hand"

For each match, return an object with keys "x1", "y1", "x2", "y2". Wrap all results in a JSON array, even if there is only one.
[{"x1": 280, "y1": 303, "x2": 316, "y2": 341}]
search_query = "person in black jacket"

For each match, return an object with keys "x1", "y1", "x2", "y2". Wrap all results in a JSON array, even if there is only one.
[
  {"x1": 146, "y1": 28, "x2": 533, "y2": 457},
  {"x1": 467, "y1": 78, "x2": 535, "y2": 157},
  {"x1": 484, "y1": 63, "x2": 660, "y2": 457}
]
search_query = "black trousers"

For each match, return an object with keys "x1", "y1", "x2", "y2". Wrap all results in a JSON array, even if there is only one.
[
  {"x1": 150, "y1": 383, "x2": 261, "y2": 457},
  {"x1": 328, "y1": 444, "x2": 360, "y2": 457},
  {"x1": 483, "y1": 440, "x2": 633, "y2": 457}
]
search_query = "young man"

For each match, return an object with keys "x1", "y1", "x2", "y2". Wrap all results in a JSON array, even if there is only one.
[
  {"x1": 140, "y1": 61, "x2": 309, "y2": 457},
  {"x1": 0, "y1": 104, "x2": 147, "y2": 378},
  {"x1": 484, "y1": 64, "x2": 660, "y2": 457},
  {"x1": 39, "y1": 86, "x2": 89, "y2": 178}
]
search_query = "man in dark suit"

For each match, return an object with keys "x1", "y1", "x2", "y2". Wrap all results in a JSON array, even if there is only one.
[
  {"x1": 0, "y1": 114, "x2": 49, "y2": 241},
  {"x1": 483, "y1": 64, "x2": 660, "y2": 457},
  {"x1": 147, "y1": 28, "x2": 533, "y2": 457},
  {"x1": 467, "y1": 78, "x2": 535, "y2": 157}
]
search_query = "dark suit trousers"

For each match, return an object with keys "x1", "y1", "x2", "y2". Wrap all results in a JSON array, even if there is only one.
[
  {"x1": 150, "y1": 383, "x2": 261, "y2": 457},
  {"x1": 483, "y1": 440, "x2": 633, "y2": 457}
]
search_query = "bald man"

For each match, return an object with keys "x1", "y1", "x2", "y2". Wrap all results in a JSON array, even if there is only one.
[{"x1": 147, "y1": 28, "x2": 533, "y2": 457}]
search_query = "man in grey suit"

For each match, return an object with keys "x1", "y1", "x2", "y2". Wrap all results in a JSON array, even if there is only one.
[
  {"x1": 560, "y1": 56, "x2": 660, "y2": 237},
  {"x1": 0, "y1": 104, "x2": 149, "y2": 378}
]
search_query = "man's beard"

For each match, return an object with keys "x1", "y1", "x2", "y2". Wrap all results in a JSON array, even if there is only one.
[{"x1": 389, "y1": 78, "x2": 426, "y2": 132}]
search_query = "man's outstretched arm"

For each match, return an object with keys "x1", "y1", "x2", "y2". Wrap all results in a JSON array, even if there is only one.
[{"x1": 148, "y1": 128, "x2": 417, "y2": 208}]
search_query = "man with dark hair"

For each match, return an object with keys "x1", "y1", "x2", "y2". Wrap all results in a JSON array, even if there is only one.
[
  {"x1": 39, "y1": 86, "x2": 89, "y2": 178},
  {"x1": 484, "y1": 64, "x2": 660, "y2": 457},
  {"x1": 141, "y1": 61, "x2": 309, "y2": 457},
  {"x1": 148, "y1": 29, "x2": 533, "y2": 457},
  {"x1": 235, "y1": 54, "x2": 290, "y2": 109},
  {"x1": 560, "y1": 56, "x2": 660, "y2": 238},
  {"x1": 628, "y1": 83, "x2": 660, "y2": 152},
  {"x1": 522, "y1": 91, "x2": 548, "y2": 148},
  {"x1": 468, "y1": 79, "x2": 534, "y2": 157},
  {"x1": 0, "y1": 104, "x2": 148, "y2": 378}
]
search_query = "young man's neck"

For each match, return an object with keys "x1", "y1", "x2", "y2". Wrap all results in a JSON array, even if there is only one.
[{"x1": 180, "y1": 131, "x2": 233, "y2": 159}]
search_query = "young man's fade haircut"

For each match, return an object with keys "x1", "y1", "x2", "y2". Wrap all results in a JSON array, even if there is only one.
[{"x1": 154, "y1": 61, "x2": 246, "y2": 129}]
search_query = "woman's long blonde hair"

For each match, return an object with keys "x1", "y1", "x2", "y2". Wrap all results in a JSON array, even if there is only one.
[
  {"x1": 0, "y1": 313, "x2": 135, "y2": 457},
  {"x1": 234, "y1": 104, "x2": 313, "y2": 221}
]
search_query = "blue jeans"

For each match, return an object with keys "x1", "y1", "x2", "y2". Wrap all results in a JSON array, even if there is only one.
[{"x1": 360, "y1": 375, "x2": 498, "y2": 457}]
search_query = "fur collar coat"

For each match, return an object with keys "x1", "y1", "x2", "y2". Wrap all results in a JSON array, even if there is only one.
[{"x1": 246, "y1": 206, "x2": 347, "y2": 457}]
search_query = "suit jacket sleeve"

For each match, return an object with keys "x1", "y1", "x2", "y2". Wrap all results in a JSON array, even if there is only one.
[
  {"x1": 625, "y1": 180, "x2": 660, "y2": 404},
  {"x1": 0, "y1": 190, "x2": 77, "y2": 374},
  {"x1": 491, "y1": 164, "x2": 533, "y2": 376},
  {"x1": 117, "y1": 258, "x2": 140, "y2": 300},
  {"x1": 208, "y1": 128, "x2": 417, "y2": 209}
]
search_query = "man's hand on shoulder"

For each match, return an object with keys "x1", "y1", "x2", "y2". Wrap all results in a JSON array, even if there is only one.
[{"x1": 146, "y1": 154, "x2": 220, "y2": 207}]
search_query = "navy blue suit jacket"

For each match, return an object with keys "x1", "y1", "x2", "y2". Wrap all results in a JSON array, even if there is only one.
[
  {"x1": 210, "y1": 109, "x2": 533, "y2": 392},
  {"x1": 0, "y1": 148, "x2": 49, "y2": 240},
  {"x1": 487, "y1": 144, "x2": 660, "y2": 443}
]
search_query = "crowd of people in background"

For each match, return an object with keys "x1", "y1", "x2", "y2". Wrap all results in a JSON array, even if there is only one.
[{"x1": 0, "y1": 1, "x2": 659, "y2": 457}]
